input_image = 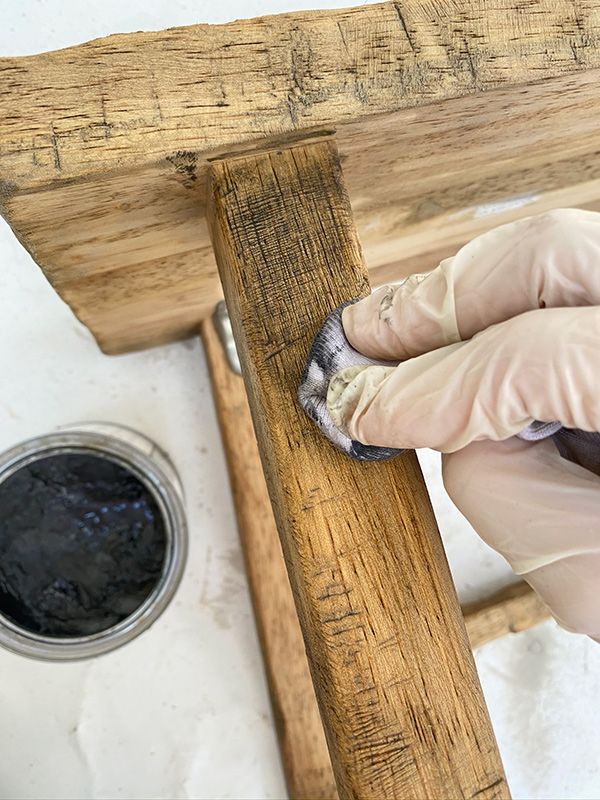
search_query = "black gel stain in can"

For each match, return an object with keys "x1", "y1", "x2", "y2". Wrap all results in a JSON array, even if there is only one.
[{"x1": 0, "y1": 453, "x2": 167, "y2": 638}]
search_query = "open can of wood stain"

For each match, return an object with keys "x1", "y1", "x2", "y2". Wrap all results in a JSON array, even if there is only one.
[{"x1": 0, "y1": 423, "x2": 187, "y2": 660}]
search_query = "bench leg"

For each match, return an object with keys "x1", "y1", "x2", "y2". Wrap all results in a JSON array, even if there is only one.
[
  {"x1": 207, "y1": 140, "x2": 509, "y2": 800},
  {"x1": 201, "y1": 316, "x2": 338, "y2": 800}
]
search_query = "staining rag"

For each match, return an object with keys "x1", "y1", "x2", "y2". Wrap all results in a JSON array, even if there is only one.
[{"x1": 298, "y1": 300, "x2": 600, "y2": 474}]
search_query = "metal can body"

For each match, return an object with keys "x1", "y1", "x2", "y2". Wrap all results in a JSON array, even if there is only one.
[{"x1": 0, "y1": 423, "x2": 187, "y2": 661}]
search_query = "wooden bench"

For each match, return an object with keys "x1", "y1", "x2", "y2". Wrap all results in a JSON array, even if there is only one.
[{"x1": 3, "y1": 2, "x2": 592, "y2": 795}]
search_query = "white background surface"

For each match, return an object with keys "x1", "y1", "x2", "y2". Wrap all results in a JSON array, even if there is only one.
[{"x1": 1, "y1": 2, "x2": 600, "y2": 798}]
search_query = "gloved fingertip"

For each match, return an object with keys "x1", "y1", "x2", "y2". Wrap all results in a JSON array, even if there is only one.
[{"x1": 327, "y1": 365, "x2": 366, "y2": 436}]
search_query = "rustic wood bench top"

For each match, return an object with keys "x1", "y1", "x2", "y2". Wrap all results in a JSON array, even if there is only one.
[{"x1": 1, "y1": 1, "x2": 598, "y2": 352}]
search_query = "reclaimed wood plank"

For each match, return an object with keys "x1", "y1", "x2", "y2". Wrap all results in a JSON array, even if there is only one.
[
  {"x1": 207, "y1": 139, "x2": 509, "y2": 800},
  {"x1": 2, "y1": 2, "x2": 600, "y2": 351}
]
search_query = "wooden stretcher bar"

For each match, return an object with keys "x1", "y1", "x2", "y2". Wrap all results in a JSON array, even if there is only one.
[{"x1": 463, "y1": 582, "x2": 551, "y2": 650}]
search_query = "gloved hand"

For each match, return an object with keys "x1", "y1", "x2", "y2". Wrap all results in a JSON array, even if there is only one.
[{"x1": 328, "y1": 208, "x2": 600, "y2": 641}]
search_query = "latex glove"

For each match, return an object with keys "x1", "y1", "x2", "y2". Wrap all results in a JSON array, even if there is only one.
[{"x1": 328, "y1": 208, "x2": 600, "y2": 640}]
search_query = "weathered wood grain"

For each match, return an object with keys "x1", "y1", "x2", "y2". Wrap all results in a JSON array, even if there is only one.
[
  {"x1": 201, "y1": 316, "x2": 338, "y2": 800},
  {"x1": 2, "y1": 2, "x2": 600, "y2": 351},
  {"x1": 203, "y1": 305, "x2": 552, "y2": 790},
  {"x1": 464, "y1": 582, "x2": 552, "y2": 650},
  {"x1": 2, "y1": 0, "x2": 600, "y2": 190},
  {"x1": 208, "y1": 139, "x2": 508, "y2": 800}
]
